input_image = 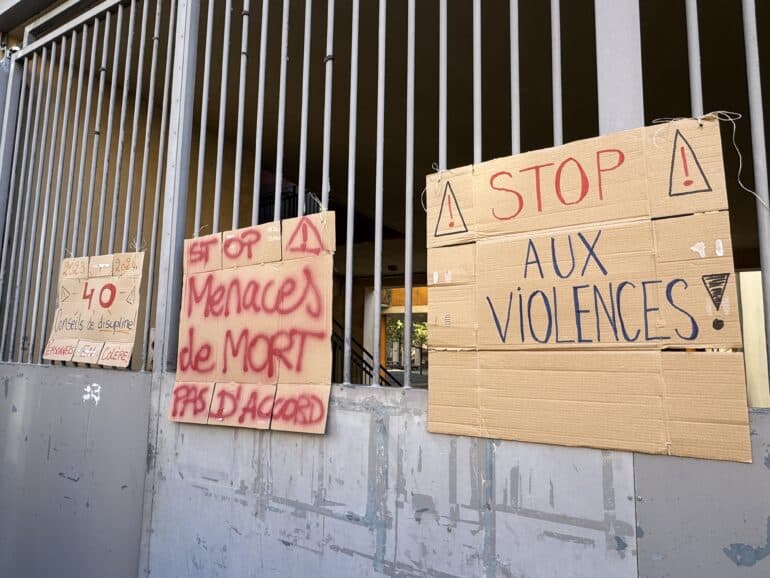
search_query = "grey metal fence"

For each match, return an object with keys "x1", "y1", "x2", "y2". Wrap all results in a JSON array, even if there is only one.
[
  {"x1": 0, "y1": 0, "x2": 176, "y2": 369},
  {"x1": 0, "y1": 0, "x2": 767, "y2": 392}
]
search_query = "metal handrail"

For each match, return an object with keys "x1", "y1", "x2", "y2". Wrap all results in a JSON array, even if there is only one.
[{"x1": 331, "y1": 319, "x2": 402, "y2": 387}]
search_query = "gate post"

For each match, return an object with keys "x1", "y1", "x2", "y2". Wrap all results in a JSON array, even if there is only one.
[
  {"x1": 152, "y1": 0, "x2": 201, "y2": 375},
  {"x1": 594, "y1": 0, "x2": 644, "y2": 134},
  {"x1": 140, "y1": 0, "x2": 200, "y2": 574}
]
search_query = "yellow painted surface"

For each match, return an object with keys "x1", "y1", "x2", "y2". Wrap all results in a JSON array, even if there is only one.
[
  {"x1": 738, "y1": 271, "x2": 770, "y2": 407},
  {"x1": 390, "y1": 287, "x2": 428, "y2": 307}
]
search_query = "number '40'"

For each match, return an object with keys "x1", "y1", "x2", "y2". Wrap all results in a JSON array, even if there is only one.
[{"x1": 81, "y1": 281, "x2": 117, "y2": 310}]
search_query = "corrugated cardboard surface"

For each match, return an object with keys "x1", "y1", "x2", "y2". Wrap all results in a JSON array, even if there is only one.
[
  {"x1": 43, "y1": 252, "x2": 145, "y2": 368},
  {"x1": 170, "y1": 212, "x2": 335, "y2": 436},
  {"x1": 426, "y1": 118, "x2": 751, "y2": 462}
]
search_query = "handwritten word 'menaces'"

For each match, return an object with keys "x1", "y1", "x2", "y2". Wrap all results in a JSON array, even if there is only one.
[{"x1": 184, "y1": 265, "x2": 323, "y2": 320}]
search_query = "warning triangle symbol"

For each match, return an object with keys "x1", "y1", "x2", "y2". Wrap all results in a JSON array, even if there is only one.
[
  {"x1": 126, "y1": 284, "x2": 136, "y2": 305},
  {"x1": 668, "y1": 129, "x2": 712, "y2": 196},
  {"x1": 434, "y1": 181, "x2": 468, "y2": 237},
  {"x1": 286, "y1": 216, "x2": 325, "y2": 255},
  {"x1": 702, "y1": 273, "x2": 729, "y2": 311}
]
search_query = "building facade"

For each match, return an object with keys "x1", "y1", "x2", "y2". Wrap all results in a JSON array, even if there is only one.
[{"x1": 1, "y1": 1, "x2": 769, "y2": 577}]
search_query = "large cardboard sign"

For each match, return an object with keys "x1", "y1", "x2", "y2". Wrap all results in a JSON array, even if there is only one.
[
  {"x1": 43, "y1": 252, "x2": 145, "y2": 368},
  {"x1": 427, "y1": 118, "x2": 751, "y2": 462},
  {"x1": 168, "y1": 212, "x2": 336, "y2": 435}
]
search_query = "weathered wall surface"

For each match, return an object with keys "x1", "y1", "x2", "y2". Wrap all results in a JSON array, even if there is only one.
[
  {"x1": 2, "y1": 363, "x2": 770, "y2": 578},
  {"x1": 143, "y1": 375, "x2": 637, "y2": 578},
  {"x1": 635, "y1": 409, "x2": 770, "y2": 578},
  {"x1": 0, "y1": 363, "x2": 151, "y2": 578}
]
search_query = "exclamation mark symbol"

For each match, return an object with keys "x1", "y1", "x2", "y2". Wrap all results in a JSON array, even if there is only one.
[
  {"x1": 681, "y1": 146, "x2": 694, "y2": 187},
  {"x1": 447, "y1": 194, "x2": 455, "y2": 228}
]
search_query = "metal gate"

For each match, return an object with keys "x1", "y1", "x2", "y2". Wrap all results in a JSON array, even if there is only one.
[{"x1": 0, "y1": 0, "x2": 176, "y2": 370}]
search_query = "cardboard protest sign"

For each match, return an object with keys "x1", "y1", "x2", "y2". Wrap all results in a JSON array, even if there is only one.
[
  {"x1": 169, "y1": 212, "x2": 335, "y2": 435},
  {"x1": 426, "y1": 118, "x2": 751, "y2": 462},
  {"x1": 43, "y1": 252, "x2": 145, "y2": 368}
]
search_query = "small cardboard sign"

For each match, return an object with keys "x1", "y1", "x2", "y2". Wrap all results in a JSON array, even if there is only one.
[
  {"x1": 170, "y1": 213, "x2": 336, "y2": 435},
  {"x1": 426, "y1": 118, "x2": 751, "y2": 462},
  {"x1": 43, "y1": 252, "x2": 145, "y2": 368}
]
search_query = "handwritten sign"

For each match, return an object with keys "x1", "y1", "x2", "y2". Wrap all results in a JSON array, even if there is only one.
[
  {"x1": 43, "y1": 252, "x2": 144, "y2": 368},
  {"x1": 168, "y1": 212, "x2": 336, "y2": 435},
  {"x1": 427, "y1": 118, "x2": 751, "y2": 462}
]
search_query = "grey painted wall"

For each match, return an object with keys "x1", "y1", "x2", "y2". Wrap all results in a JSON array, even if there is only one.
[
  {"x1": 635, "y1": 409, "x2": 770, "y2": 578},
  {"x1": 0, "y1": 364, "x2": 151, "y2": 578},
  {"x1": 2, "y1": 364, "x2": 770, "y2": 578},
  {"x1": 143, "y1": 375, "x2": 637, "y2": 578}
]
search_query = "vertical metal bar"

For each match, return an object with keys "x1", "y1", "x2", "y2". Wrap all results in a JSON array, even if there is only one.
[
  {"x1": 594, "y1": 0, "x2": 644, "y2": 134},
  {"x1": 593, "y1": 0, "x2": 643, "y2": 509},
  {"x1": 320, "y1": 0, "x2": 335, "y2": 210},
  {"x1": 83, "y1": 12, "x2": 112, "y2": 255},
  {"x1": 232, "y1": 0, "x2": 250, "y2": 229},
  {"x1": 152, "y1": 0, "x2": 200, "y2": 372},
  {"x1": 0, "y1": 58, "x2": 8, "y2": 132},
  {"x1": 17, "y1": 44, "x2": 56, "y2": 361},
  {"x1": 140, "y1": 1, "x2": 200, "y2": 572},
  {"x1": 0, "y1": 58, "x2": 29, "y2": 359},
  {"x1": 0, "y1": 54, "x2": 22, "y2": 247},
  {"x1": 109, "y1": 0, "x2": 137, "y2": 252},
  {"x1": 252, "y1": 0, "x2": 270, "y2": 224},
  {"x1": 551, "y1": 0, "x2": 563, "y2": 145},
  {"x1": 297, "y1": 0, "x2": 312, "y2": 217},
  {"x1": 96, "y1": 4, "x2": 124, "y2": 253},
  {"x1": 72, "y1": 20, "x2": 100, "y2": 252},
  {"x1": 402, "y1": 0, "x2": 415, "y2": 388},
  {"x1": 194, "y1": 0, "x2": 214, "y2": 235},
  {"x1": 143, "y1": 0, "x2": 178, "y2": 367},
  {"x1": 122, "y1": 0, "x2": 151, "y2": 252},
  {"x1": 213, "y1": 0, "x2": 232, "y2": 233},
  {"x1": 273, "y1": 0, "x2": 290, "y2": 223},
  {"x1": 27, "y1": 36, "x2": 68, "y2": 362},
  {"x1": 342, "y1": 0, "x2": 360, "y2": 385},
  {"x1": 473, "y1": 0, "x2": 481, "y2": 163},
  {"x1": 371, "y1": 0, "x2": 386, "y2": 385},
  {"x1": 685, "y1": 0, "x2": 704, "y2": 117},
  {"x1": 61, "y1": 25, "x2": 88, "y2": 261},
  {"x1": 742, "y1": 0, "x2": 770, "y2": 384},
  {"x1": 510, "y1": 0, "x2": 520, "y2": 154},
  {"x1": 438, "y1": 0, "x2": 447, "y2": 169},
  {"x1": 39, "y1": 32, "x2": 78, "y2": 362},
  {"x1": 9, "y1": 51, "x2": 44, "y2": 359},
  {"x1": 135, "y1": 0, "x2": 164, "y2": 249},
  {"x1": 0, "y1": 54, "x2": 22, "y2": 265}
]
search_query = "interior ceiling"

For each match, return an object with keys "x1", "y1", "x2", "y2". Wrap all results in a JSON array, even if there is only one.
[{"x1": 10, "y1": 0, "x2": 770, "y2": 276}]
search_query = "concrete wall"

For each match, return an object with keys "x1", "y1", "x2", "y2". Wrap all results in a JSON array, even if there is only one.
[
  {"x1": 144, "y1": 373, "x2": 638, "y2": 578},
  {"x1": 2, "y1": 363, "x2": 770, "y2": 578},
  {"x1": 635, "y1": 410, "x2": 770, "y2": 578},
  {"x1": 0, "y1": 363, "x2": 151, "y2": 578}
]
